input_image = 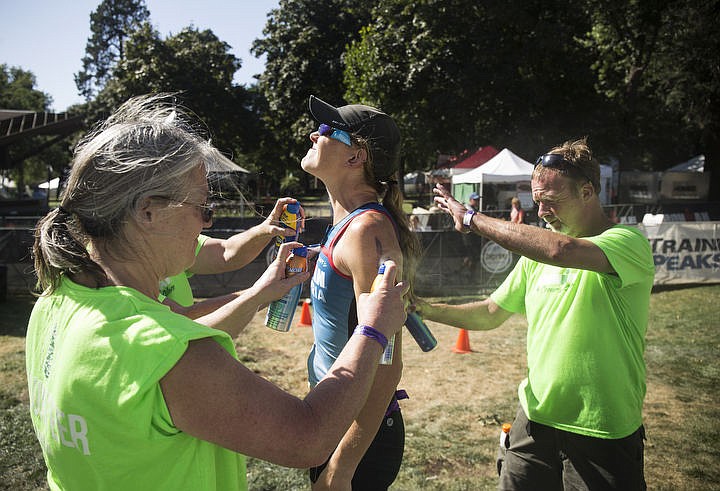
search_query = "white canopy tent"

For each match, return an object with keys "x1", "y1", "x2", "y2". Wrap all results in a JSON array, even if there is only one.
[
  {"x1": 38, "y1": 177, "x2": 60, "y2": 190},
  {"x1": 452, "y1": 148, "x2": 534, "y2": 209},
  {"x1": 37, "y1": 177, "x2": 61, "y2": 200},
  {"x1": 667, "y1": 154, "x2": 705, "y2": 173}
]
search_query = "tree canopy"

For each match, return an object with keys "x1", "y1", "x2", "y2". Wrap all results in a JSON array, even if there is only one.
[
  {"x1": 92, "y1": 23, "x2": 260, "y2": 157},
  {"x1": 74, "y1": 0, "x2": 262, "y2": 172},
  {"x1": 75, "y1": 0, "x2": 150, "y2": 100},
  {"x1": 7, "y1": 0, "x2": 717, "y2": 200},
  {"x1": 251, "y1": 0, "x2": 376, "y2": 183},
  {"x1": 340, "y1": 0, "x2": 720, "y2": 179},
  {"x1": 0, "y1": 65, "x2": 51, "y2": 111},
  {"x1": 343, "y1": 0, "x2": 610, "y2": 168},
  {"x1": 581, "y1": 0, "x2": 720, "y2": 183}
]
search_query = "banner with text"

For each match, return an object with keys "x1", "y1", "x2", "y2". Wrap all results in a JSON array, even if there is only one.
[{"x1": 638, "y1": 222, "x2": 720, "y2": 285}]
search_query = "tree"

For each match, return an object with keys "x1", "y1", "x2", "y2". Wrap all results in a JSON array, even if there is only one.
[
  {"x1": 343, "y1": 0, "x2": 718, "y2": 194},
  {"x1": 89, "y1": 24, "x2": 260, "y2": 163},
  {"x1": 344, "y1": 0, "x2": 607, "y2": 169},
  {"x1": 75, "y1": 0, "x2": 150, "y2": 100},
  {"x1": 251, "y1": 0, "x2": 376, "y2": 186},
  {"x1": 0, "y1": 65, "x2": 51, "y2": 110},
  {"x1": 581, "y1": 0, "x2": 720, "y2": 196}
]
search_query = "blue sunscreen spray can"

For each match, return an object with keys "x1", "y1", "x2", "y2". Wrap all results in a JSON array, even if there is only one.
[
  {"x1": 265, "y1": 246, "x2": 308, "y2": 332},
  {"x1": 405, "y1": 311, "x2": 437, "y2": 352}
]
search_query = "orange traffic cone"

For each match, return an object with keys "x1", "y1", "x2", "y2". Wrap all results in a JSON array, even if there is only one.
[
  {"x1": 298, "y1": 298, "x2": 312, "y2": 327},
  {"x1": 452, "y1": 329, "x2": 472, "y2": 354}
]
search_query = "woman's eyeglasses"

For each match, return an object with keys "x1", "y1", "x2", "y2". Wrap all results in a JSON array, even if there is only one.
[
  {"x1": 152, "y1": 196, "x2": 214, "y2": 223},
  {"x1": 535, "y1": 153, "x2": 593, "y2": 185},
  {"x1": 185, "y1": 200, "x2": 214, "y2": 223},
  {"x1": 318, "y1": 123, "x2": 352, "y2": 146}
]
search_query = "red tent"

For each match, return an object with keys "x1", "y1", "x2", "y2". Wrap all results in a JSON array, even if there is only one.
[{"x1": 453, "y1": 146, "x2": 499, "y2": 169}]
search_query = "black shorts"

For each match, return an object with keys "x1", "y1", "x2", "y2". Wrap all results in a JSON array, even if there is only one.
[
  {"x1": 499, "y1": 406, "x2": 646, "y2": 490},
  {"x1": 309, "y1": 409, "x2": 405, "y2": 490}
]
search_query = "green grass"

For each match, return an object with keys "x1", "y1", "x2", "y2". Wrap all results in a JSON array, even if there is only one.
[
  {"x1": 2, "y1": 285, "x2": 720, "y2": 490},
  {"x1": 641, "y1": 285, "x2": 720, "y2": 489},
  {"x1": 0, "y1": 295, "x2": 47, "y2": 490}
]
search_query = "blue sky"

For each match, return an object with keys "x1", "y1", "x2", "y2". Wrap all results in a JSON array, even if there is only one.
[{"x1": 0, "y1": 0, "x2": 280, "y2": 112}]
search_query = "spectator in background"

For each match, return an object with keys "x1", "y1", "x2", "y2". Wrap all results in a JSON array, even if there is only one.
[
  {"x1": 461, "y1": 192, "x2": 482, "y2": 278},
  {"x1": 417, "y1": 138, "x2": 654, "y2": 490},
  {"x1": 510, "y1": 197, "x2": 525, "y2": 224},
  {"x1": 467, "y1": 191, "x2": 480, "y2": 211},
  {"x1": 32, "y1": 185, "x2": 48, "y2": 200},
  {"x1": 27, "y1": 93, "x2": 408, "y2": 491}
]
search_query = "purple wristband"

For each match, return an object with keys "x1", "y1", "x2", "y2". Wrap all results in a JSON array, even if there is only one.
[{"x1": 354, "y1": 325, "x2": 388, "y2": 351}]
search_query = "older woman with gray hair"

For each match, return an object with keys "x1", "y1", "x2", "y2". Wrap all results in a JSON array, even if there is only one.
[{"x1": 26, "y1": 94, "x2": 407, "y2": 491}]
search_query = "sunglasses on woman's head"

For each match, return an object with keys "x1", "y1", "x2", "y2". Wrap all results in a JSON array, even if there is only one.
[{"x1": 318, "y1": 123, "x2": 352, "y2": 147}]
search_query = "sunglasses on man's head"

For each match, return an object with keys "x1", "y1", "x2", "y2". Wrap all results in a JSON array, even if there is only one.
[
  {"x1": 535, "y1": 153, "x2": 593, "y2": 185},
  {"x1": 535, "y1": 153, "x2": 571, "y2": 169},
  {"x1": 318, "y1": 123, "x2": 352, "y2": 146}
]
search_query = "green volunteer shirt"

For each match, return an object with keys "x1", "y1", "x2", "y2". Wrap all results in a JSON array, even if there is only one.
[
  {"x1": 159, "y1": 234, "x2": 209, "y2": 306},
  {"x1": 491, "y1": 225, "x2": 654, "y2": 439},
  {"x1": 26, "y1": 277, "x2": 247, "y2": 490}
]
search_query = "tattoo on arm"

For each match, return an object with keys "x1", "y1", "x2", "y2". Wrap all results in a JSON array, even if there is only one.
[{"x1": 375, "y1": 238, "x2": 383, "y2": 260}]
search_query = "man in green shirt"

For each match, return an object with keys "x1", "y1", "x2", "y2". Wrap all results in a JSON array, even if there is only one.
[{"x1": 420, "y1": 138, "x2": 654, "y2": 490}]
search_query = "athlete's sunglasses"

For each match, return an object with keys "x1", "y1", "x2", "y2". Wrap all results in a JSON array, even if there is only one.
[{"x1": 318, "y1": 123, "x2": 352, "y2": 147}]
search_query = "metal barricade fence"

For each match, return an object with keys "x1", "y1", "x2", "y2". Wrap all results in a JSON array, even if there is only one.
[
  {"x1": 0, "y1": 214, "x2": 521, "y2": 299},
  {"x1": 188, "y1": 214, "x2": 520, "y2": 298},
  {"x1": 3, "y1": 202, "x2": 718, "y2": 299}
]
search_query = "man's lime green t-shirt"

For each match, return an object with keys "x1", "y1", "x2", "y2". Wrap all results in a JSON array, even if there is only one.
[
  {"x1": 491, "y1": 225, "x2": 654, "y2": 439},
  {"x1": 26, "y1": 277, "x2": 247, "y2": 490},
  {"x1": 159, "y1": 234, "x2": 209, "y2": 306}
]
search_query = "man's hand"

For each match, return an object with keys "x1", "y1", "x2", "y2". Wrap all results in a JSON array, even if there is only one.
[{"x1": 433, "y1": 183, "x2": 472, "y2": 234}]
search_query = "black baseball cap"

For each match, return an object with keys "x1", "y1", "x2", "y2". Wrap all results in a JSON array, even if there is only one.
[{"x1": 308, "y1": 95, "x2": 401, "y2": 180}]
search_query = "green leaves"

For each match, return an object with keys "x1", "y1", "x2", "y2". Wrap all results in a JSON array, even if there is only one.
[
  {"x1": 63, "y1": 0, "x2": 719, "y2": 197},
  {"x1": 75, "y1": 0, "x2": 150, "y2": 100},
  {"x1": 0, "y1": 65, "x2": 50, "y2": 111},
  {"x1": 251, "y1": 0, "x2": 375, "y2": 181}
]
